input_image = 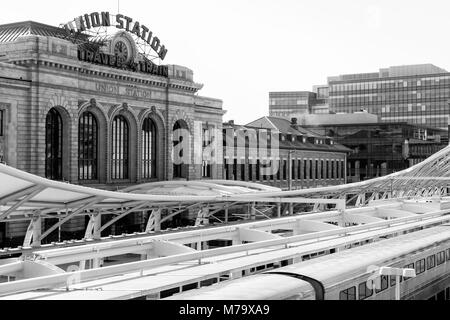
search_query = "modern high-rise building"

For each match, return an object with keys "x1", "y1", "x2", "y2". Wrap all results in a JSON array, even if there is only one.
[
  {"x1": 269, "y1": 88, "x2": 329, "y2": 117},
  {"x1": 327, "y1": 64, "x2": 450, "y2": 130}
]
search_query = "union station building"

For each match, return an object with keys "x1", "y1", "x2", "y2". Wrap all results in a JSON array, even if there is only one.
[{"x1": 0, "y1": 20, "x2": 224, "y2": 190}]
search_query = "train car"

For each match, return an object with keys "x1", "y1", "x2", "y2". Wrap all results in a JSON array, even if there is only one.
[{"x1": 166, "y1": 224, "x2": 450, "y2": 300}]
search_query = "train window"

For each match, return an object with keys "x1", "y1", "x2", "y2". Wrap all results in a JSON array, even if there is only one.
[
  {"x1": 219, "y1": 275, "x2": 230, "y2": 282},
  {"x1": 426, "y1": 255, "x2": 436, "y2": 270},
  {"x1": 200, "y1": 278, "x2": 218, "y2": 287},
  {"x1": 375, "y1": 275, "x2": 389, "y2": 293},
  {"x1": 339, "y1": 286, "x2": 356, "y2": 300},
  {"x1": 182, "y1": 283, "x2": 198, "y2": 291},
  {"x1": 437, "y1": 251, "x2": 446, "y2": 265},
  {"x1": 390, "y1": 275, "x2": 397, "y2": 286},
  {"x1": 447, "y1": 249, "x2": 450, "y2": 261},
  {"x1": 358, "y1": 282, "x2": 373, "y2": 300},
  {"x1": 160, "y1": 287, "x2": 180, "y2": 298},
  {"x1": 404, "y1": 263, "x2": 414, "y2": 280},
  {"x1": 415, "y1": 259, "x2": 426, "y2": 275}
]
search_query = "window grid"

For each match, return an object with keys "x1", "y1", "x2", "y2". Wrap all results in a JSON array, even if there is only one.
[
  {"x1": 111, "y1": 115, "x2": 129, "y2": 180},
  {"x1": 45, "y1": 108, "x2": 63, "y2": 180},
  {"x1": 339, "y1": 286, "x2": 356, "y2": 300},
  {"x1": 142, "y1": 117, "x2": 157, "y2": 179},
  {"x1": 427, "y1": 254, "x2": 436, "y2": 270},
  {"x1": 358, "y1": 282, "x2": 373, "y2": 300},
  {"x1": 78, "y1": 112, "x2": 98, "y2": 180},
  {"x1": 375, "y1": 275, "x2": 389, "y2": 293},
  {"x1": 437, "y1": 251, "x2": 446, "y2": 265},
  {"x1": 415, "y1": 259, "x2": 426, "y2": 275}
]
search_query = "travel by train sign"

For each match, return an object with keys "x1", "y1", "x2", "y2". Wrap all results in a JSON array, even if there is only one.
[{"x1": 62, "y1": 11, "x2": 169, "y2": 77}]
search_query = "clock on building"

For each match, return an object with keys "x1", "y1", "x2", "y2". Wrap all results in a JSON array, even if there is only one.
[
  {"x1": 114, "y1": 40, "x2": 129, "y2": 62},
  {"x1": 110, "y1": 32, "x2": 137, "y2": 64}
]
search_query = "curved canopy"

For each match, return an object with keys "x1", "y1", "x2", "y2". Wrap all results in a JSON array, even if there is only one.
[{"x1": 0, "y1": 163, "x2": 280, "y2": 219}]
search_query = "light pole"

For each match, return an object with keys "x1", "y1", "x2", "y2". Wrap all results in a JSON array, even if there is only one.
[
  {"x1": 287, "y1": 150, "x2": 294, "y2": 215},
  {"x1": 378, "y1": 266, "x2": 416, "y2": 300}
]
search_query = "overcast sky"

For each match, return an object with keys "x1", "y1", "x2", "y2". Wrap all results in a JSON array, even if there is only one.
[{"x1": 4, "y1": 0, "x2": 450, "y2": 124}]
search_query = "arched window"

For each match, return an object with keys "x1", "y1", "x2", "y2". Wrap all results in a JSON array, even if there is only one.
[
  {"x1": 45, "y1": 108, "x2": 63, "y2": 180},
  {"x1": 111, "y1": 115, "x2": 129, "y2": 179},
  {"x1": 142, "y1": 117, "x2": 157, "y2": 179},
  {"x1": 78, "y1": 112, "x2": 98, "y2": 180}
]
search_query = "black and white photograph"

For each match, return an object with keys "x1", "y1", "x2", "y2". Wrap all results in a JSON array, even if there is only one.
[{"x1": 0, "y1": 0, "x2": 450, "y2": 309}]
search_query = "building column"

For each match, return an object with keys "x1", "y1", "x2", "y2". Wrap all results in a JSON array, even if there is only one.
[{"x1": 32, "y1": 216, "x2": 42, "y2": 248}]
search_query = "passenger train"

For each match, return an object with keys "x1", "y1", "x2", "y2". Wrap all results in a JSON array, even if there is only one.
[{"x1": 166, "y1": 225, "x2": 450, "y2": 300}]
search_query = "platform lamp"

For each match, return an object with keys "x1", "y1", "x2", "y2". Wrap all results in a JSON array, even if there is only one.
[{"x1": 378, "y1": 266, "x2": 416, "y2": 300}]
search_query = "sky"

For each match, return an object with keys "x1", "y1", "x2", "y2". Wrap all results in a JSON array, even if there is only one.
[{"x1": 3, "y1": 0, "x2": 450, "y2": 124}]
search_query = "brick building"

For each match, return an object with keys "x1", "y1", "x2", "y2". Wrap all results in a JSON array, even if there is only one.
[
  {"x1": 223, "y1": 117, "x2": 350, "y2": 190},
  {"x1": 0, "y1": 20, "x2": 224, "y2": 246}
]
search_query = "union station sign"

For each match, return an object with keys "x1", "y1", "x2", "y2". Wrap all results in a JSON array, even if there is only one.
[{"x1": 62, "y1": 11, "x2": 169, "y2": 77}]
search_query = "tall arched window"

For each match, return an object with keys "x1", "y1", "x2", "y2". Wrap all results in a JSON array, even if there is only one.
[
  {"x1": 111, "y1": 115, "x2": 129, "y2": 179},
  {"x1": 142, "y1": 117, "x2": 157, "y2": 179},
  {"x1": 45, "y1": 108, "x2": 63, "y2": 180},
  {"x1": 78, "y1": 111, "x2": 98, "y2": 180}
]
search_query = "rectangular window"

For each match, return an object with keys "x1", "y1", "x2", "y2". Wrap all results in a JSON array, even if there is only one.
[
  {"x1": 415, "y1": 259, "x2": 425, "y2": 275},
  {"x1": 427, "y1": 255, "x2": 436, "y2": 269},
  {"x1": 447, "y1": 248, "x2": 450, "y2": 261},
  {"x1": 304, "y1": 160, "x2": 308, "y2": 179},
  {"x1": 277, "y1": 160, "x2": 281, "y2": 180},
  {"x1": 437, "y1": 251, "x2": 445, "y2": 265},
  {"x1": 283, "y1": 160, "x2": 287, "y2": 180},
  {"x1": 240, "y1": 163, "x2": 246, "y2": 181},
  {"x1": 339, "y1": 286, "x2": 356, "y2": 300},
  {"x1": 315, "y1": 159, "x2": 319, "y2": 180},
  {"x1": 256, "y1": 160, "x2": 260, "y2": 181},
  {"x1": 248, "y1": 163, "x2": 253, "y2": 181},
  {"x1": 321, "y1": 160, "x2": 325, "y2": 179},
  {"x1": 292, "y1": 159, "x2": 295, "y2": 179},
  {"x1": 331, "y1": 160, "x2": 335, "y2": 179},
  {"x1": 375, "y1": 275, "x2": 389, "y2": 293},
  {"x1": 358, "y1": 282, "x2": 373, "y2": 300},
  {"x1": 0, "y1": 109, "x2": 3, "y2": 136}
]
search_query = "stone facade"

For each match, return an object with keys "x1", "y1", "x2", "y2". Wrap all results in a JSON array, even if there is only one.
[{"x1": 0, "y1": 35, "x2": 224, "y2": 184}]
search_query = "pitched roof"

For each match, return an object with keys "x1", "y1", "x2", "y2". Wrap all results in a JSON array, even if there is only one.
[
  {"x1": 224, "y1": 119, "x2": 351, "y2": 153},
  {"x1": 246, "y1": 116, "x2": 322, "y2": 138},
  {"x1": 0, "y1": 21, "x2": 89, "y2": 43}
]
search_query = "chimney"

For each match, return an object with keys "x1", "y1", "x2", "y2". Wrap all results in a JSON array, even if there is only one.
[
  {"x1": 228, "y1": 120, "x2": 234, "y2": 125},
  {"x1": 291, "y1": 117, "x2": 299, "y2": 129}
]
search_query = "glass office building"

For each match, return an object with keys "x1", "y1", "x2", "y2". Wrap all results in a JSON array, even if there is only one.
[
  {"x1": 328, "y1": 64, "x2": 450, "y2": 130},
  {"x1": 305, "y1": 122, "x2": 447, "y2": 182},
  {"x1": 269, "y1": 90, "x2": 328, "y2": 117}
]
